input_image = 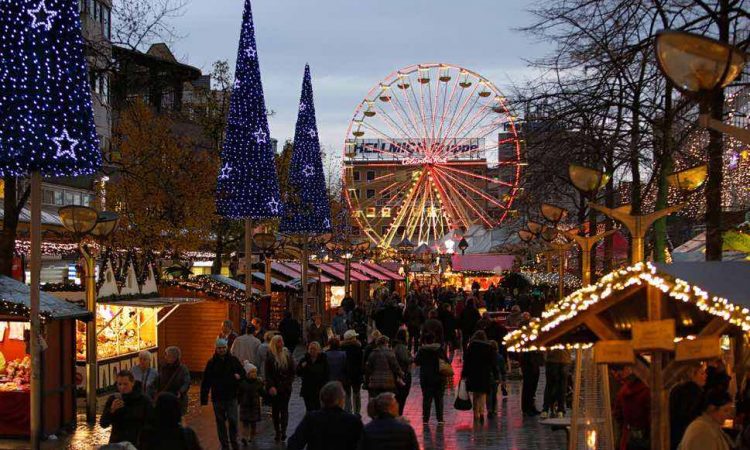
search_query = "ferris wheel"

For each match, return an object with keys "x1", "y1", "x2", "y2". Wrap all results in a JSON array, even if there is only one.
[{"x1": 342, "y1": 63, "x2": 523, "y2": 248}]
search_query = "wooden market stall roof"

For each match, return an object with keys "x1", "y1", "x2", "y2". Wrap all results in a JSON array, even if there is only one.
[
  {"x1": 325, "y1": 262, "x2": 373, "y2": 282},
  {"x1": 0, "y1": 275, "x2": 89, "y2": 320},
  {"x1": 274, "y1": 262, "x2": 333, "y2": 284},
  {"x1": 504, "y1": 262, "x2": 750, "y2": 353},
  {"x1": 361, "y1": 262, "x2": 404, "y2": 281},
  {"x1": 450, "y1": 254, "x2": 515, "y2": 273},
  {"x1": 163, "y1": 275, "x2": 262, "y2": 303},
  {"x1": 351, "y1": 263, "x2": 392, "y2": 281}
]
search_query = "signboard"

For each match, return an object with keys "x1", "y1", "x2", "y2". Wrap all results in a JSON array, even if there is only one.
[
  {"x1": 594, "y1": 340, "x2": 635, "y2": 364},
  {"x1": 632, "y1": 319, "x2": 675, "y2": 351},
  {"x1": 675, "y1": 337, "x2": 722, "y2": 362}
]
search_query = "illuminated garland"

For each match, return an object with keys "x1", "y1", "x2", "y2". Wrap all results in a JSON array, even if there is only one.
[
  {"x1": 504, "y1": 262, "x2": 750, "y2": 352},
  {"x1": 164, "y1": 275, "x2": 259, "y2": 304},
  {"x1": 519, "y1": 271, "x2": 582, "y2": 290}
]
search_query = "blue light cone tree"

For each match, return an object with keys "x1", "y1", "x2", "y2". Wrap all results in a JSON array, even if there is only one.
[
  {"x1": 0, "y1": 0, "x2": 102, "y2": 444},
  {"x1": 216, "y1": 0, "x2": 281, "y2": 219},
  {"x1": 0, "y1": 0, "x2": 102, "y2": 176},
  {"x1": 279, "y1": 65, "x2": 332, "y2": 235}
]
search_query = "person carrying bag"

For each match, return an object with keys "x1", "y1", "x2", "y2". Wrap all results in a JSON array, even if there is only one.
[{"x1": 454, "y1": 379, "x2": 472, "y2": 411}]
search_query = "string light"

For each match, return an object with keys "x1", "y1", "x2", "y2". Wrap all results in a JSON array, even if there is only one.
[
  {"x1": 0, "y1": 0, "x2": 101, "y2": 177},
  {"x1": 215, "y1": 0, "x2": 281, "y2": 219},
  {"x1": 504, "y1": 262, "x2": 750, "y2": 352},
  {"x1": 164, "y1": 276, "x2": 259, "y2": 304},
  {"x1": 279, "y1": 64, "x2": 332, "y2": 234}
]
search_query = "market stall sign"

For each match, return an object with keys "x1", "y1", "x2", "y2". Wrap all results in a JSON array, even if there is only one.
[
  {"x1": 675, "y1": 337, "x2": 722, "y2": 362},
  {"x1": 632, "y1": 319, "x2": 675, "y2": 351},
  {"x1": 593, "y1": 340, "x2": 635, "y2": 364}
]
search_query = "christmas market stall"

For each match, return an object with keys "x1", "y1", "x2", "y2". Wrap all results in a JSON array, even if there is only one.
[
  {"x1": 504, "y1": 262, "x2": 750, "y2": 450},
  {"x1": 48, "y1": 256, "x2": 199, "y2": 392},
  {"x1": 159, "y1": 274, "x2": 260, "y2": 372},
  {"x1": 0, "y1": 276, "x2": 89, "y2": 438},
  {"x1": 271, "y1": 262, "x2": 331, "y2": 320},
  {"x1": 351, "y1": 262, "x2": 397, "y2": 300},
  {"x1": 444, "y1": 254, "x2": 516, "y2": 292}
]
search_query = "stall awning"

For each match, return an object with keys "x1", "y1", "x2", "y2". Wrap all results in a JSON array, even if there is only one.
[
  {"x1": 351, "y1": 263, "x2": 391, "y2": 281},
  {"x1": 361, "y1": 262, "x2": 404, "y2": 281},
  {"x1": 0, "y1": 275, "x2": 89, "y2": 320},
  {"x1": 251, "y1": 270, "x2": 297, "y2": 291},
  {"x1": 450, "y1": 254, "x2": 515, "y2": 272},
  {"x1": 325, "y1": 262, "x2": 372, "y2": 282},
  {"x1": 309, "y1": 263, "x2": 347, "y2": 283},
  {"x1": 276, "y1": 262, "x2": 332, "y2": 284}
]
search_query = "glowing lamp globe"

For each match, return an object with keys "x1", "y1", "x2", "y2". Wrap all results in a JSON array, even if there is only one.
[
  {"x1": 90, "y1": 211, "x2": 119, "y2": 238},
  {"x1": 656, "y1": 31, "x2": 746, "y2": 94},
  {"x1": 59, "y1": 206, "x2": 99, "y2": 235}
]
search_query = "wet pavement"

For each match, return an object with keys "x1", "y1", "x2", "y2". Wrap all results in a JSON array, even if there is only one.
[{"x1": 0, "y1": 350, "x2": 566, "y2": 450}]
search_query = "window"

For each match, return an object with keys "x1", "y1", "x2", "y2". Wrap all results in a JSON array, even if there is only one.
[
  {"x1": 381, "y1": 207, "x2": 391, "y2": 218},
  {"x1": 102, "y1": 4, "x2": 111, "y2": 39},
  {"x1": 366, "y1": 189, "x2": 375, "y2": 199},
  {"x1": 366, "y1": 171, "x2": 375, "y2": 181},
  {"x1": 100, "y1": 74, "x2": 109, "y2": 104},
  {"x1": 54, "y1": 191, "x2": 63, "y2": 205},
  {"x1": 43, "y1": 189, "x2": 55, "y2": 205},
  {"x1": 64, "y1": 191, "x2": 76, "y2": 205},
  {"x1": 353, "y1": 171, "x2": 360, "y2": 182},
  {"x1": 366, "y1": 207, "x2": 376, "y2": 218}
]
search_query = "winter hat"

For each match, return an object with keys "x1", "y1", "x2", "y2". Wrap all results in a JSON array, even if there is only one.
[
  {"x1": 344, "y1": 330, "x2": 358, "y2": 340},
  {"x1": 243, "y1": 361, "x2": 257, "y2": 373},
  {"x1": 215, "y1": 338, "x2": 228, "y2": 348}
]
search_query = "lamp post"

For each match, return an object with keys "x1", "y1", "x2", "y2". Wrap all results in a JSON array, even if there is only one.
[
  {"x1": 327, "y1": 237, "x2": 371, "y2": 298},
  {"x1": 59, "y1": 206, "x2": 119, "y2": 423},
  {"x1": 569, "y1": 164, "x2": 699, "y2": 264},
  {"x1": 254, "y1": 232, "x2": 281, "y2": 296},
  {"x1": 396, "y1": 238, "x2": 415, "y2": 292},
  {"x1": 655, "y1": 30, "x2": 748, "y2": 261}
]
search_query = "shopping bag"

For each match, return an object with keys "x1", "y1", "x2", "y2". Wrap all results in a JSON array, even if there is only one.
[
  {"x1": 439, "y1": 358, "x2": 454, "y2": 378},
  {"x1": 453, "y1": 379, "x2": 472, "y2": 410}
]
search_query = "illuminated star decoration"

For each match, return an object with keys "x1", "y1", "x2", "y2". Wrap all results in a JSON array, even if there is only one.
[
  {"x1": 28, "y1": 0, "x2": 58, "y2": 31},
  {"x1": 214, "y1": 0, "x2": 280, "y2": 219},
  {"x1": 219, "y1": 163, "x2": 233, "y2": 179},
  {"x1": 254, "y1": 129, "x2": 267, "y2": 144},
  {"x1": 53, "y1": 129, "x2": 78, "y2": 159},
  {"x1": 267, "y1": 198, "x2": 280, "y2": 214},
  {"x1": 278, "y1": 64, "x2": 332, "y2": 234},
  {"x1": 302, "y1": 164, "x2": 315, "y2": 177}
]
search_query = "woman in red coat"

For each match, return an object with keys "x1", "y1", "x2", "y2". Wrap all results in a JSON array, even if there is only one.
[{"x1": 613, "y1": 365, "x2": 650, "y2": 450}]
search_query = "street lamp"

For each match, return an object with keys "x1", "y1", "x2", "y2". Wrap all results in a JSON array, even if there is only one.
[
  {"x1": 327, "y1": 237, "x2": 370, "y2": 297},
  {"x1": 526, "y1": 221, "x2": 543, "y2": 235},
  {"x1": 59, "y1": 206, "x2": 119, "y2": 423},
  {"x1": 395, "y1": 237, "x2": 415, "y2": 291},
  {"x1": 569, "y1": 164, "x2": 685, "y2": 264},
  {"x1": 538, "y1": 226, "x2": 574, "y2": 300},
  {"x1": 666, "y1": 164, "x2": 709, "y2": 192},
  {"x1": 458, "y1": 237, "x2": 469, "y2": 255},
  {"x1": 540, "y1": 203, "x2": 568, "y2": 224}
]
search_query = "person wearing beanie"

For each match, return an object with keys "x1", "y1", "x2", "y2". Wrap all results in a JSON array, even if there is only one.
[
  {"x1": 238, "y1": 361, "x2": 264, "y2": 445},
  {"x1": 201, "y1": 337, "x2": 245, "y2": 450}
]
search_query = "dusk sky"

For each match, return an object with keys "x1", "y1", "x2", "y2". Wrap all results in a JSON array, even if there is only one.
[{"x1": 169, "y1": 0, "x2": 551, "y2": 160}]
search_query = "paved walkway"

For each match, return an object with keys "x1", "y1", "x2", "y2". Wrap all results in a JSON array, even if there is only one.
[{"x1": 0, "y1": 351, "x2": 566, "y2": 449}]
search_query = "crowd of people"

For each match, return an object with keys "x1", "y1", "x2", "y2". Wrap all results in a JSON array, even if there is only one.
[{"x1": 96, "y1": 281, "x2": 748, "y2": 450}]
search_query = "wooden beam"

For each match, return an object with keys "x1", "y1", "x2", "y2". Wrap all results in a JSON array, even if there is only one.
[
  {"x1": 532, "y1": 284, "x2": 642, "y2": 349},
  {"x1": 585, "y1": 315, "x2": 621, "y2": 341},
  {"x1": 647, "y1": 284, "x2": 670, "y2": 450}
]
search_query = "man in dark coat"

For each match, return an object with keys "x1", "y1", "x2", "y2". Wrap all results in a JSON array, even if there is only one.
[
  {"x1": 359, "y1": 393, "x2": 419, "y2": 450},
  {"x1": 278, "y1": 311, "x2": 302, "y2": 353},
  {"x1": 101, "y1": 370, "x2": 153, "y2": 445},
  {"x1": 287, "y1": 381, "x2": 363, "y2": 450},
  {"x1": 458, "y1": 298, "x2": 481, "y2": 350},
  {"x1": 201, "y1": 338, "x2": 246, "y2": 450},
  {"x1": 374, "y1": 299, "x2": 403, "y2": 340},
  {"x1": 669, "y1": 363, "x2": 707, "y2": 450}
]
